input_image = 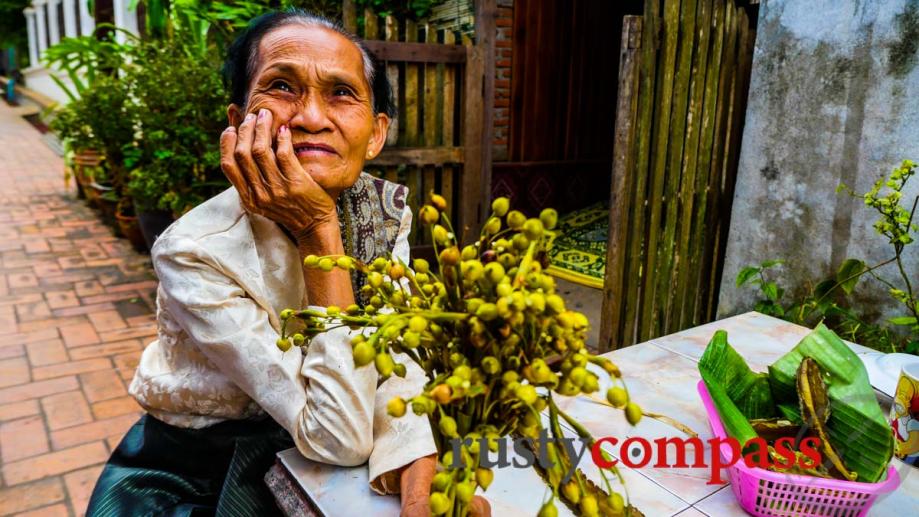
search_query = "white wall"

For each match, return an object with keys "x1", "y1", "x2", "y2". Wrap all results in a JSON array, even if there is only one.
[
  {"x1": 718, "y1": 0, "x2": 919, "y2": 323},
  {"x1": 21, "y1": 0, "x2": 132, "y2": 105}
]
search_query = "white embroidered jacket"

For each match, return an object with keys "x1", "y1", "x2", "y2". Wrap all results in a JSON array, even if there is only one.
[{"x1": 128, "y1": 184, "x2": 436, "y2": 494}]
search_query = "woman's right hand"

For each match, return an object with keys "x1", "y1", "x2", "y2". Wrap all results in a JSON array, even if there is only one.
[{"x1": 219, "y1": 108, "x2": 338, "y2": 241}]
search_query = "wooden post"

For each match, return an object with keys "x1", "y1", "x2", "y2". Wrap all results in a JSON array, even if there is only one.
[
  {"x1": 458, "y1": 0, "x2": 496, "y2": 244},
  {"x1": 385, "y1": 16, "x2": 400, "y2": 147},
  {"x1": 599, "y1": 16, "x2": 642, "y2": 352},
  {"x1": 342, "y1": 0, "x2": 357, "y2": 33},
  {"x1": 477, "y1": 0, "x2": 496, "y2": 238},
  {"x1": 461, "y1": 42, "x2": 485, "y2": 243}
]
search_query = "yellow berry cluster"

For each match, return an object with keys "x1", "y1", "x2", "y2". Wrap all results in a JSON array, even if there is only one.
[{"x1": 280, "y1": 193, "x2": 638, "y2": 516}]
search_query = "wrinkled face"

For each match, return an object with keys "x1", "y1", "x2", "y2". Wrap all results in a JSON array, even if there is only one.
[{"x1": 228, "y1": 23, "x2": 388, "y2": 195}]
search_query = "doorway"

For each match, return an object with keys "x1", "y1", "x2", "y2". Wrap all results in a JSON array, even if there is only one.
[{"x1": 492, "y1": 0, "x2": 643, "y2": 216}]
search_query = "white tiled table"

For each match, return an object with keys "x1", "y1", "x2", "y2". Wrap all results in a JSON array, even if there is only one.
[{"x1": 269, "y1": 312, "x2": 919, "y2": 516}]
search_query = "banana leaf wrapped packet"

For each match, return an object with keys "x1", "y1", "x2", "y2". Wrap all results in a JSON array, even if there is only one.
[{"x1": 698, "y1": 324, "x2": 894, "y2": 483}]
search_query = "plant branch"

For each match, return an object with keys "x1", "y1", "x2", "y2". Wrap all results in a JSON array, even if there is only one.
[
  {"x1": 895, "y1": 195, "x2": 919, "y2": 315},
  {"x1": 810, "y1": 256, "x2": 898, "y2": 310}
]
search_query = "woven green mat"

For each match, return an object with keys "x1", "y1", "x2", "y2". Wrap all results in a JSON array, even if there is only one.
[{"x1": 545, "y1": 202, "x2": 608, "y2": 289}]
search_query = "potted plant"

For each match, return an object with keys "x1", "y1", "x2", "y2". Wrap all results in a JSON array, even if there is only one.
[
  {"x1": 282, "y1": 195, "x2": 643, "y2": 516},
  {"x1": 115, "y1": 197, "x2": 147, "y2": 252},
  {"x1": 93, "y1": 180, "x2": 119, "y2": 232},
  {"x1": 69, "y1": 74, "x2": 138, "y2": 237},
  {"x1": 48, "y1": 98, "x2": 99, "y2": 199},
  {"x1": 44, "y1": 28, "x2": 132, "y2": 200},
  {"x1": 123, "y1": 38, "x2": 228, "y2": 248}
]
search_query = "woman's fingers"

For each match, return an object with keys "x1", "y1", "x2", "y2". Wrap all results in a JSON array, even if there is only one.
[
  {"x1": 251, "y1": 108, "x2": 283, "y2": 186},
  {"x1": 219, "y1": 127, "x2": 253, "y2": 208},
  {"x1": 233, "y1": 112, "x2": 268, "y2": 203},
  {"x1": 398, "y1": 499, "x2": 428, "y2": 517},
  {"x1": 468, "y1": 496, "x2": 492, "y2": 517},
  {"x1": 275, "y1": 123, "x2": 305, "y2": 183}
]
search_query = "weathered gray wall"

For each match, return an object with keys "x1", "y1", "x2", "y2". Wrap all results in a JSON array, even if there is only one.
[{"x1": 718, "y1": 0, "x2": 919, "y2": 321}]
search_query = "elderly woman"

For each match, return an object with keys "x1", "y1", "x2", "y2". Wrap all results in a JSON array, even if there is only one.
[{"x1": 86, "y1": 10, "x2": 488, "y2": 517}]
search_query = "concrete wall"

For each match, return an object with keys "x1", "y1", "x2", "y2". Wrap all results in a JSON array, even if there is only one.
[
  {"x1": 718, "y1": 0, "x2": 919, "y2": 322},
  {"x1": 22, "y1": 67, "x2": 72, "y2": 106}
]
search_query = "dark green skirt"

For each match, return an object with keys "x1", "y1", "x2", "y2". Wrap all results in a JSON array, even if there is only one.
[{"x1": 86, "y1": 414, "x2": 294, "y2": 517}]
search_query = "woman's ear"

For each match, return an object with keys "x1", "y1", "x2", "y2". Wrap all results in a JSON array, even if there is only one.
[
  {"x1": 366, "y1": 113, "x2": 391, "y2": 160},
  {"x1": 227, "y1": 104, "x2": 244, "y2": 127}
]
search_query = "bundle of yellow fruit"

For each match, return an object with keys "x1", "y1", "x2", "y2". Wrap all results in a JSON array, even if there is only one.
[{"x1": 279, "y1": 193, "x2": 641, "y2": 517}]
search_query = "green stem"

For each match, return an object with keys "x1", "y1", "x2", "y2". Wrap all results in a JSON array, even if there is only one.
[
  {"x1": 894, "y1": 194, "x2": 917, "y2": 315},
  {"x1": 547, "y1": 396, "x2": 594, "y2": 445},
  {"x1": 402, "y1": 258, "x2": 434, "y2": 302},
  {"x1": 866, "y1": 269, "x2": 899, "y2": 292},
  {"x1": 480, "y1": 226, "x2": 514, "y2": 251},
  {"x1": 806, "y1": 256, "x2": 899, "y2": 317},
  {"x1": 895, "y1": 253, "x2": 918, "y2": 321},
  {"x1": 513, "y1": 241, "x2": 539, "y2": 287}
]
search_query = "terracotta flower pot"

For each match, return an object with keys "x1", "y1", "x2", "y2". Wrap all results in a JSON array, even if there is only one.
[
  {"x1": 65, "y1": 165, "x2": 85, "y2": 199},
  {"x1": 116, "y1": 201, "x2": 148, "y2": 253},
  {"x1": 72, "y1": 149, "x2": 102, "y2": 200},
  {"x1": 89, "y1": 183, "x2": 121, "y2": 236},
  {"x1": 84, "y1": 181, "x2": 102, "y2": 208}
]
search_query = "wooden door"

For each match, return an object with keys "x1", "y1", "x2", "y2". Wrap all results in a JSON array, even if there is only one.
[
  {"x1": 600, "y1": 0, "x2": 759, "y2": 351},
  {"x1": 493, "y1": 0, "x2": 641, "y2": 216}
]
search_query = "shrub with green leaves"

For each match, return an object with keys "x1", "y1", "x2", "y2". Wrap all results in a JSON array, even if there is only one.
[
  {"x1": 48, "y1": 73, "x2": 136, "y2": 196},
  {"x1": 124, "y1": 40, "x2": 228, "y2": 214},
  {"x1": 48, "y1": 97, "x2": 95, "y2": 153},
  {"x1": 75, "y1": 74, "x2": 137, "y2": 188},
  {"x1": 41, "y1": 27, "x2": 133, "y2": 102},
  {"x1": 737, "y1": 160, "x2": 919, "y2": 354}
]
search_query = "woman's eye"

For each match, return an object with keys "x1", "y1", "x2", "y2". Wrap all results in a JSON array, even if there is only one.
[
  {"x1": 333, "y1": 86, "x2": 353, "y2": 97},
  {"x1": 272, "y1": 81, "x2": 292, "y2": 92}
]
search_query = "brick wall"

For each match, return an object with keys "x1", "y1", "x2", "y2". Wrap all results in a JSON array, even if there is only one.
[{"x1": 494, "y1": 0, "x2": 513, "y2": 161}]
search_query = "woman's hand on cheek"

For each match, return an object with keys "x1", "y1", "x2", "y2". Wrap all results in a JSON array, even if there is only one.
[{"x1": 219, "y1": 108, "x2": 338, "y2": 239}]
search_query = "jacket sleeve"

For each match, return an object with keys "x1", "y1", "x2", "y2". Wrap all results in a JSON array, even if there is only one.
[
  {"x1": 367, "y1": 204, "x2": 438, "y2": 494},
  {"x1": 153, "y1": 235, "x2": 376, "y2": 466}
]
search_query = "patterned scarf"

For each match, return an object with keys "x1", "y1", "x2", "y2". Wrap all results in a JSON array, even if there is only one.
[{"x1": 336, "y1": 172, "x2": 408, "y2": 306}]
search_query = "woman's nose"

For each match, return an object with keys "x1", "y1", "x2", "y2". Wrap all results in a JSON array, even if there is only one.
[{"x1": 289, "y1": 94, "x2": 333, "y2": 133}]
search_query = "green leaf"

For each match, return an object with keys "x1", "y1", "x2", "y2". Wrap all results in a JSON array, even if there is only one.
[
  {"x1": 698, "y1": 332, "x2": 771, "y2": 451},
  {"x1": 777, "y1": 403, "x2": 802, "y2": 424},
  {"x1": 49, "y1": 74, "x2": 78, "y2": 103},
  {"x1": 888, "y1": 316, "x2": 918, "y2": 326},
  {"x1": 836, "y1": 259, "x2": 866, "y2": 294},
  {"x1": 906, "y1": 341, "x2": 919, "y2": 355},
  {"x1": 814, "y1": 280, "x2": 835, "y2": 298},
  {"x1": 762, "y1": 282, "x2": 779, "y2": 302},
  {"x1": 813, "y1": 279, "x2": 837, "y2": 312},
  {"x1": 699, "y1": 330, "x2": 776, "y2": 420},
  {"x1": 767, "y1": 324, "x2": 894, "y2": 482},
  {"x1": 736, "y1": 266, "x2": 759, "y2": 287},
  {"x1": 760, "y1": 259, "x2": 784, "y2": 269},
  {"x1": 754, "y1": 301, "x2": 784, "y2": 318}
]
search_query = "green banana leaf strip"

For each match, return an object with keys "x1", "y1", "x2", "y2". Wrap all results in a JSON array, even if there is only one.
[
  {"x1": 768, "y1": 324, "x2": 893, "y2": 482},
  {"x1": 698, "y1": 330, "x2": 769, "y2": 447},
  {"x1": 699, "y1": 330, "x2": 776, "y2": 419},
  {"x1": 777, "y1": 403, "x2": 802, "y2": 424}
]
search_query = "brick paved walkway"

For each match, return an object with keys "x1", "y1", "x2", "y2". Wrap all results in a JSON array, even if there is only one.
[{"x1": 0, "y1": 102, "x2": 158, "y2": 516}]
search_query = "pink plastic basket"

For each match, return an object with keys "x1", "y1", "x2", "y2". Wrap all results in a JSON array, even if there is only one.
[{"x1": 697, "y1": 381, "x2": 899, "y2": 517}]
